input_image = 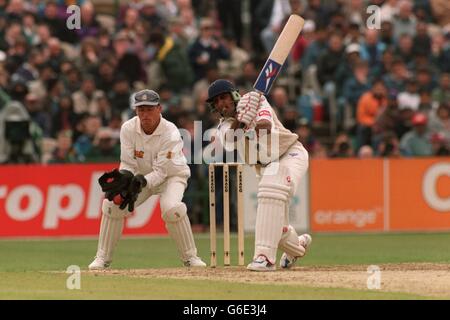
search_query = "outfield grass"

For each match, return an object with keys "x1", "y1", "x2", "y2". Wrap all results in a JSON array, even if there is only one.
[{"x1": 1, "y1": 232, "x2": 449, "y2": 299}]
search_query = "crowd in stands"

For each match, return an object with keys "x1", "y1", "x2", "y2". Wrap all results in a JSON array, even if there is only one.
[{"x1": 0, "y1": 0, "x2": 449, "y2": 223}]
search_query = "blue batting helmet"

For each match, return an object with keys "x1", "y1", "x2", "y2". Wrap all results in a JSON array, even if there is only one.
[{"x1": 206, "y1": 79, "x2": 240, "y2": 110}]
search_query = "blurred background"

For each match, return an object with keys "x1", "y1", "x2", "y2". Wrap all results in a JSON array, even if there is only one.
[{"x1": 0, "y1": 0, "x2": 449, "y2": 233}]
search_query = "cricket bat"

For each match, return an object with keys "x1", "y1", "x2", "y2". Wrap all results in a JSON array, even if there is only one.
[{"x1": 253, "y1": 14, "x2": 305, "y2": 95}]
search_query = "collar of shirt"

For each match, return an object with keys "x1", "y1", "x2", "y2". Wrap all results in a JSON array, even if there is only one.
[{"x1": 136, "y1": 115, "x2": 164, "y2": 136}]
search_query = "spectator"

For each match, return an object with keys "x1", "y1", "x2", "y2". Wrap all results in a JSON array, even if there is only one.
[
  {"x1": 216, "y1": 0, "x2": 243, "y2": 47},
  {"x1": 428, "y1": 103, "x2": 450, "y2": 142},
  {"x1": 430, "y1": 32, "x2": 450, "y2": 73},
  {"x1": 188, "y1": 18, "x2": 230, "y2": 82},
  {"x1": 358, "y1": 145, "x2": 374, "y2": 159},
  {"x1": 356, "y1": 79, "x2": 388, "y2": 148},
  {"x1": 418, "y1": 90, "x2": 433, "y2": 114},
  {"x1": 431, "y1": 73, "x2": 450, "y2": 106},
  {"x1": 283, "y1": 106, "x2": 300, "y2": 132},
  {"x1": 95, "y1": 59, "x2": 116, "y2": 94},
  {"x1": 397, "y1": 78, "x2": 420, "y2": 112},
  {"x1": 269, "y1": 86, "x2": 291, "y2": 118},
  {"x1": 359, "y1": 29, "x2": 386, "y2": 68},
  {"x1": 71, "y1": 76, "x2": 105, "y2": 115},
  {"x1": 399, "y1": 112, "x2": 432, "y2": 156},
  {"x1": 430, "y1": 132, "x2": 450, "y2": 156},
  {"x1": 382, "y1": 58, "x2": 409, "y2": 97},
  {"x1": 301, "y1": 24, "x2": 328, "y2": 70},
  {"x1": 107, "y1": 75, "x2": 131, "y2": 115},
  {"x1": 302, "y1": 0, "x2": 328, "y2": 28},
  {"x1": 76, "y1": 37, "x2": 100, "y2": 75},
  {"x1": 342, "y1": 59, "x2": 371, "y2": 113},
  {"x1": 413, "y1": 21, "x2": 431, "y2": 57},
  {"x1": 42, "y1": 1, "x2": 77, "y2": 44},
  {"x1": 140, "y1": 0, "x2": 165, "y2": 33},
  {"x1": 259, "y1": 0, "x2": 292, "y2": 54},
  {"x1": 167, "y1": 16, "x2": 191, "y2": 51},
  {"x1": 147, "y1": 31, "x2": 193, "y2": 93},
  {"x1": 392, "y1": 0, "x2": 417, "y2": 40},
  {"x1": 371, "y1": 47, "x2": 394, "y2": 80},
  {"x1": 380, "y1": 0, "x2": 399, "y2": 23},
  {"x1": 330, "y1": 132, "x2": 355, "y2": 158},
  {"x1": 76, "y1": 1, "x2": 101, "y2": 41},
  {"x1": 395, "y1": 33, "x2": 414, "y2": 66},
  {"x1": 379, "y1": 20, "x2": 395, "y2": 47},
  {"x1": 23, "y1": 92, "x2": 51, "y2": 137},
  {"x1": 416, "y1": 68, "x2": 435, "y2": 92},
  {"x1": 47, "y1": 130, "x2": 79, "y2": 163},
  {"x1": 45, "y1": 37, "x2": 65, "y2": 73},
  {"x1": 377, "y1": 131, "x2": 401, "y2": 157},
  {"x1": 291, "y1": 19, "x2": 315, "y2": 65},
  {"x1": 113, "y1": 31, "x2": 145, "y2": 85},
  {"x1": 373, "y1": 93, "x2": 401, "y2": 141},
  {"x1": 235, "y1": 59, "x2": 258, "y2": 93},
  {"x1": 22, "y1": 11, "x2": 39, "y2": 46},
  {"x1": 317, "y1": 32, "x2": 344, "y2": 87},
  {"x1": 84, "y1": 127, "x2": 120, "y2": 163},
  {"x1": 344, "y1": 22, "x2": 363, "y2": 46},
  {"x1": 14, "y1": 48, "x2": 43, "y2": 82},
  {"x1": 335, "y1": 43, "x2": 363, "y2": 94},
  {"x1": 73, "y1": 114, "x2": 101, "y2": 161},
  {"x1": 295, "y1": 117, "x2": 317, "y2": 154},
  {"x1": 218, "y1": 35, "x2": 249, "y2": 79},
  {"x1": 50, "y1": 94, "x2": 77, "y2": 138},
  {"x1": 430, "y1": 0, "x2": 450, "y2": 28},
  {"x1": 317, "y1": 32, "x2": 345, "y2": 121}
]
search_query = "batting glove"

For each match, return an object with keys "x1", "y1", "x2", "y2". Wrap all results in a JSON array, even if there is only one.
[{"x1": 236, "y1": 91, "x2": 263, "y2": 126}]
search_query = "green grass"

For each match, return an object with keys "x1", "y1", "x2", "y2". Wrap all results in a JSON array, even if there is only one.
[
  {"x1": 1, "y1": 232, "x2": 450, "y2": 299},
  {"x1": 0, "y1": 272, "x2": 427, "y2": 300}
]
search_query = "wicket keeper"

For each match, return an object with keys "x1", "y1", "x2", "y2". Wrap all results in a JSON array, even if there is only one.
[{"x1": 89, "y1": 89, "x2": 206, "y2": 270}]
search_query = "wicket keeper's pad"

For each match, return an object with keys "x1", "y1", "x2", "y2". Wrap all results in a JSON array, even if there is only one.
[
  {"x1": 162, "y1": 203, "x2": 198, "y2": 261},
  {"x1": 96, "y1": 199, "x2": 126, "y2": 262},
  {"x1": 254, "y1": 165, "x2": 291, "y2": 264}
]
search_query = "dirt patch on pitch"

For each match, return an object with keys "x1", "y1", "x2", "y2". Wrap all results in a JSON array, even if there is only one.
[{"x1": 98, "y1": 263, "x2": 450, "y2": 298}]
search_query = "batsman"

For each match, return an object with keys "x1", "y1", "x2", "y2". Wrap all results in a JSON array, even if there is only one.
[
  {"x1": 89, "y1": 89, "x2": 206, "y2": 270},
  {"x1": 207, "y1": 79, "x2": 312, "y2": 271}
]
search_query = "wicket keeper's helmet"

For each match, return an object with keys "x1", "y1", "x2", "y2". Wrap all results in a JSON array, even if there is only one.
[{"x1": 206, "y1": 79, "x2": 241, "y2": 111}]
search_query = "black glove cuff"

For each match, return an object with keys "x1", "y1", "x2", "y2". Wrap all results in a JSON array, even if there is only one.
[{"x1": 134, "y1": 174, "x2": 147, "y2": 188}]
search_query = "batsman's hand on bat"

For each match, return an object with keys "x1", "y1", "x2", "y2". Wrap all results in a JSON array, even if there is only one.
[
  {"x1": 98, "y1": 169, "x2": 134, "y2": 202},
  {"x1": 236, "y1": 91, "x2": 264, "y2": 126},
  {"x1": 118, "y1": 174, "x2": 147, "y2": 212}
]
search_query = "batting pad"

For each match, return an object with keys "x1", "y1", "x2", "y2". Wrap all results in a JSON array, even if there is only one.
[
  {"x1": 96, "y1": 200, "x2": 125, "y2": 262},
  {"x1": 254, "y1": 197, "x2": 286, "y2": 264},
  {"x1": 254, "y1": 165, "x2": 292, "y2": 264},
  {"x1": 278, "y1": 225, "x2": 306, "y2": 258},
  {"x1": 162, "y1": 203, "x2": 198, "y2": 261}
]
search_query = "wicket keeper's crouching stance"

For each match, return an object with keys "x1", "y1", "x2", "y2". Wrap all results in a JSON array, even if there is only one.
[
  {"x1": 89, "y1": 89, "x2": 206, "y2": 270},
  {"x1": 207, "y1": 79, "x2": 312, "y2": 271}
]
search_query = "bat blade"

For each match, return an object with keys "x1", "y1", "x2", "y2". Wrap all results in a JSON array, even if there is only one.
[{"x1": 253, "y1": 14, "x2": 305, "y2": 95}]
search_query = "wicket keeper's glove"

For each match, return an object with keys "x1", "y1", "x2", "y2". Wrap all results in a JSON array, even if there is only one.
[
  {"x1": 98, "y1": 169, "x2": 134, "y2": 201},
  {"x1": 119, "y1": 174, "x2": 147, "y2": 212}
]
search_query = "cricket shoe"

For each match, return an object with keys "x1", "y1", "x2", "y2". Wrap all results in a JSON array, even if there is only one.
[
  {"x1": 183, "y1": 256, "x2": 207, "y2": 267},
  {"x1": 247, "y1": 255, "x2": 276, "y2": 272},
  {"x1": 280, "y1": 234, "x2": 312, "y2": 269},
  {"x1": 88, "y1": 257, "x2": 111, "y2": 270}
]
